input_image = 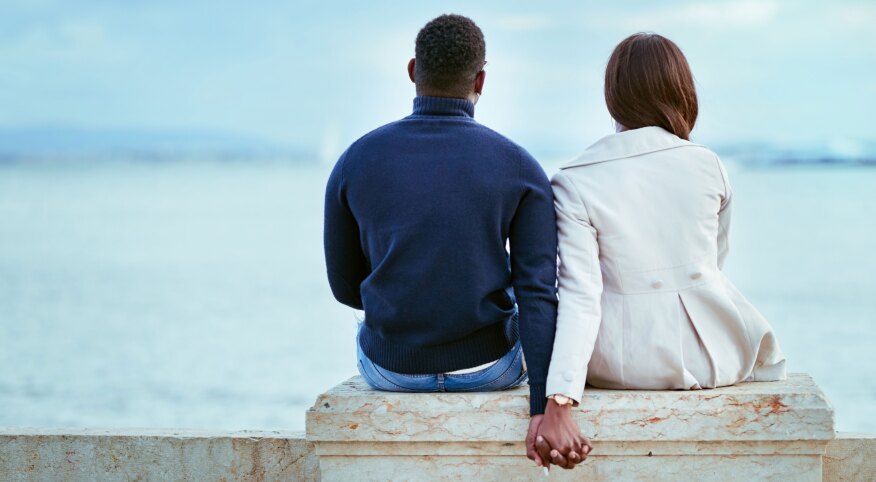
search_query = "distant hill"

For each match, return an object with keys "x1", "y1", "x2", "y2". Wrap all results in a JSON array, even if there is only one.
[
  {"x1": 0, "y1": 126, "x2": 315, "y2": 162},
  {"x1": 525, "y1": 140, "x2": 876, "y2": 169},
  {"x1": 715, "y1": 140, "x2": 876, "y2": 168},
  {"x1": 1, "y1": 126, "x2": 873, "y2": 167}
]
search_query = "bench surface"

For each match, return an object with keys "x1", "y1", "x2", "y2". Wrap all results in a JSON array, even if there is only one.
[{"x1": 307, "y1": 373, "x2": 835, "y2": 443}]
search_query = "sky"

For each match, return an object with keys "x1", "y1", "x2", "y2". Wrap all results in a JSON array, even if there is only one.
[{"x1": 0, "y1": 1, "x2": 874, "y2": 162}]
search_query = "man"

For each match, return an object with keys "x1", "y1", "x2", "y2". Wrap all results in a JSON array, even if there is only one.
[{"x1": 323, "y1": 14, "x2": 588, "y2": 470}]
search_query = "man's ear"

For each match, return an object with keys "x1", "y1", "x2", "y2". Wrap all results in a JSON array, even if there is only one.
[
  {"x1": 407, "y1": 58, "x2": 416, "y2": 83},
  {"x1": 474, "y1": 70, "x2": 486, "y2": 95}
]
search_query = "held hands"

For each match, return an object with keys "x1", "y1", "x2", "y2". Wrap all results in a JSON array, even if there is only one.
[{"x1": 525, "y1": 399, "x2": 592, "y2": 471}]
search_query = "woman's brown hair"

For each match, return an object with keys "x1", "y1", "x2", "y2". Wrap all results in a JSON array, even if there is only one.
[{"x1": 605, "y1": 33, "x2": 698, "y2": 140}]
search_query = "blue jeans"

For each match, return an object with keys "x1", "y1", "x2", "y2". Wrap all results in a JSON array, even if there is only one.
[{"x1": 356, "y1": 327, "x2": 528, "y2": 392}]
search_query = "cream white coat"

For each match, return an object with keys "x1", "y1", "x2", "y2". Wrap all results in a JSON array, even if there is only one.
[{"x1": 545, "y1": 126, "x2": 786, "y2": 401}]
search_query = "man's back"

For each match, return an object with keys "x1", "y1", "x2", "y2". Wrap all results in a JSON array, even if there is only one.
[{"x1": 324, "y1": 96, "x2": 558, "y2": 387}]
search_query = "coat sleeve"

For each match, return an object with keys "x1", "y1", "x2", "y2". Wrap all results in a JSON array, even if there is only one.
[
  {"x1": 545, "y1": 171, "x2": 603, "y2": 403},
  {"x1": 715, "y1": 157, "x2": 733, "y2": 270},
  {"x1": 323, "y1": 151, "x2": 369, "y2": 310}
]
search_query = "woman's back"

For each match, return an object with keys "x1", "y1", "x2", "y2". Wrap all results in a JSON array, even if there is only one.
[
  {"x1": 545, "y1": 126, "x2": 786, "y2": 397},
  {"x1": 559, "y1": 126, "x2": 727, "y2": 282}
]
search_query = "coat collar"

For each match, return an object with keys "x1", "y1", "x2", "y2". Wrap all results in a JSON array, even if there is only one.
[{"x1": 561, "y1": 126, "x2": 701, "y2": 169}]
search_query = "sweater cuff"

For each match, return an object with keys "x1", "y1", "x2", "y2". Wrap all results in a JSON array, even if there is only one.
[{"x1": 528, "y1": 383, "x2": 547, "y2": 416}]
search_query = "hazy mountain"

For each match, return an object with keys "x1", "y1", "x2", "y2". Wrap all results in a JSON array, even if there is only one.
[
  {"x1": 715, "y1": 140, "x2": 876, "y2": 167},
  {"x1": 0, "y1": 126, "x2": 315, "y2": 162}
]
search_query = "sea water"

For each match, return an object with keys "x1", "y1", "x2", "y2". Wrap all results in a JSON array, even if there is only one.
[{"x1": 0, "y1": 159, "x2": 874, "y2": 432}]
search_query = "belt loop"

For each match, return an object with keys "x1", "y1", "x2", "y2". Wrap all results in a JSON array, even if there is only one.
[{"x1": 437, "y1": 373, "x2": 446, "y2": 392}]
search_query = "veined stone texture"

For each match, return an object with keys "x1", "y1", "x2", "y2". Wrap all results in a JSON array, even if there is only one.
[
  {"x1": 4, "y1": 375, "x2": 872, "y2": 481},
  {"x1": 824, "y1": 433, "x2": 876, "y2": 482},
  {"x1": 0, "y1": 429, "x2": 318, "y2": 482},
  {"x1": 307, "y1": 374, "x2": 834, "y2": 443},
  {"x1": 317, "y1": 453, "x2": 821, "y2": 481},
  {"x1": 307, "y1": 373, "x2": 836, "y2": 481}
]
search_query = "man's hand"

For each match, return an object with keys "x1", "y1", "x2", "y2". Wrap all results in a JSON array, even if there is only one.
[
  {"x1": 535, "y1": 398, "x2": 592, "y2": 470},
  {"x1": 525, "y1": 414, "x2": 546, "y2": 468}
]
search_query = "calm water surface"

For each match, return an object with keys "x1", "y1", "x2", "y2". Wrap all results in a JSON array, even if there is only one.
[{"x1": 0, "y1": 160, "x2": 874, "y2": 432}]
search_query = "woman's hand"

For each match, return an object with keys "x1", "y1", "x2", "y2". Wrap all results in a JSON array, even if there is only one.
[{"x1": 534, "y1": 398, "x2": 592, "y2": 470}]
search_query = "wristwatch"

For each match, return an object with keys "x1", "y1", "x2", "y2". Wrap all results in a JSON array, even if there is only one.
[{"x1": 548, "y1": 394, "x2": 574, "y2": 406}]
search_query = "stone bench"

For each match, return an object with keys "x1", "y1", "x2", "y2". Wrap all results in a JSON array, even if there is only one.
[
  {"x1": 5, "y1": 374, "x2": 873, "y2": 480},
  {"x1": 306, "y1": 373, "x2": 836, "y2": 481}
]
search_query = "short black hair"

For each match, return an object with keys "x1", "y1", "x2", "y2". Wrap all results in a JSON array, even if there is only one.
[{"x1": 414, "y1": 14, "x2": 486, "y2": 95}]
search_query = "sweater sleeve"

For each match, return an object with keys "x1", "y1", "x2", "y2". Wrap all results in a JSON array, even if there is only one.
[
  {"x1": 323, "y1": 151, "x2": 369, "y2": 310},
  {"x1": 509, "y1": 149, "x2": 559, "y2": 415}
]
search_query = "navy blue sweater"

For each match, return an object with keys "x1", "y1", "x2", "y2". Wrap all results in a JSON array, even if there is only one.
[{"x1": 324, "y1": 96, "x2": 558, "y2": 414}]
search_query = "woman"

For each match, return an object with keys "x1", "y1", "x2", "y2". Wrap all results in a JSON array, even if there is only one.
[{"x1": 534, "y1": 33, "x2": 786, "y2": 468}]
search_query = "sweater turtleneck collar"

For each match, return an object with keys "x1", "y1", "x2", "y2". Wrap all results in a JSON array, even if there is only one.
[{"x1": 412, "y1": 95, "x2": 475, "y2": 118}]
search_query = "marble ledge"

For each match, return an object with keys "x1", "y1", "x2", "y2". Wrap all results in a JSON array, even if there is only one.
[
  {"x1": 0, "y1": 429, "x2": 318, "y2": 482},
  {"x1": 306, "y1": 373, "x2": 835, "y2": 444}
]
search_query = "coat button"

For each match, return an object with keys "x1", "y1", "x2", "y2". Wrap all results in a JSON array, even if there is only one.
[
  {"x1": 563, "y1": 371, "x2": 574, "y2": 382},
  {"x1": 651, "y1": 280, "x2": 663, "y2": 289},
  {"x1": 690, "y1": 272, "x2": 703, "y2": 280}
]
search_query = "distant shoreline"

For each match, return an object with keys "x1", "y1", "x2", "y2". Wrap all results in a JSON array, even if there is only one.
[
  {"x1": 2, "y1": 150, "x2": 874, "y2": 169},
  {"x1": 0, "y1": 149, "x2": 316, "y2": 165}
]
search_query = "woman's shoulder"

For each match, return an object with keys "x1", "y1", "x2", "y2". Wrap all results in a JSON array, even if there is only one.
[{"x1": 561, "y1": 126, "x2": 719, "y2": 171}]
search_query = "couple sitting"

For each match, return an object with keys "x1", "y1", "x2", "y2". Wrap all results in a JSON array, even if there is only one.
[{"x1": 323, "y1": 14, "x2": 786, "y2": 471}]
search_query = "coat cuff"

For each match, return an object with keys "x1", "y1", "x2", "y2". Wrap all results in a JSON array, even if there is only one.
[
  {"x1": 528, "y1": 383, "x2": 547, "y2": 416},
  {"x1": 546, "y1": 367, "x2": 587, "y2": 405}
]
